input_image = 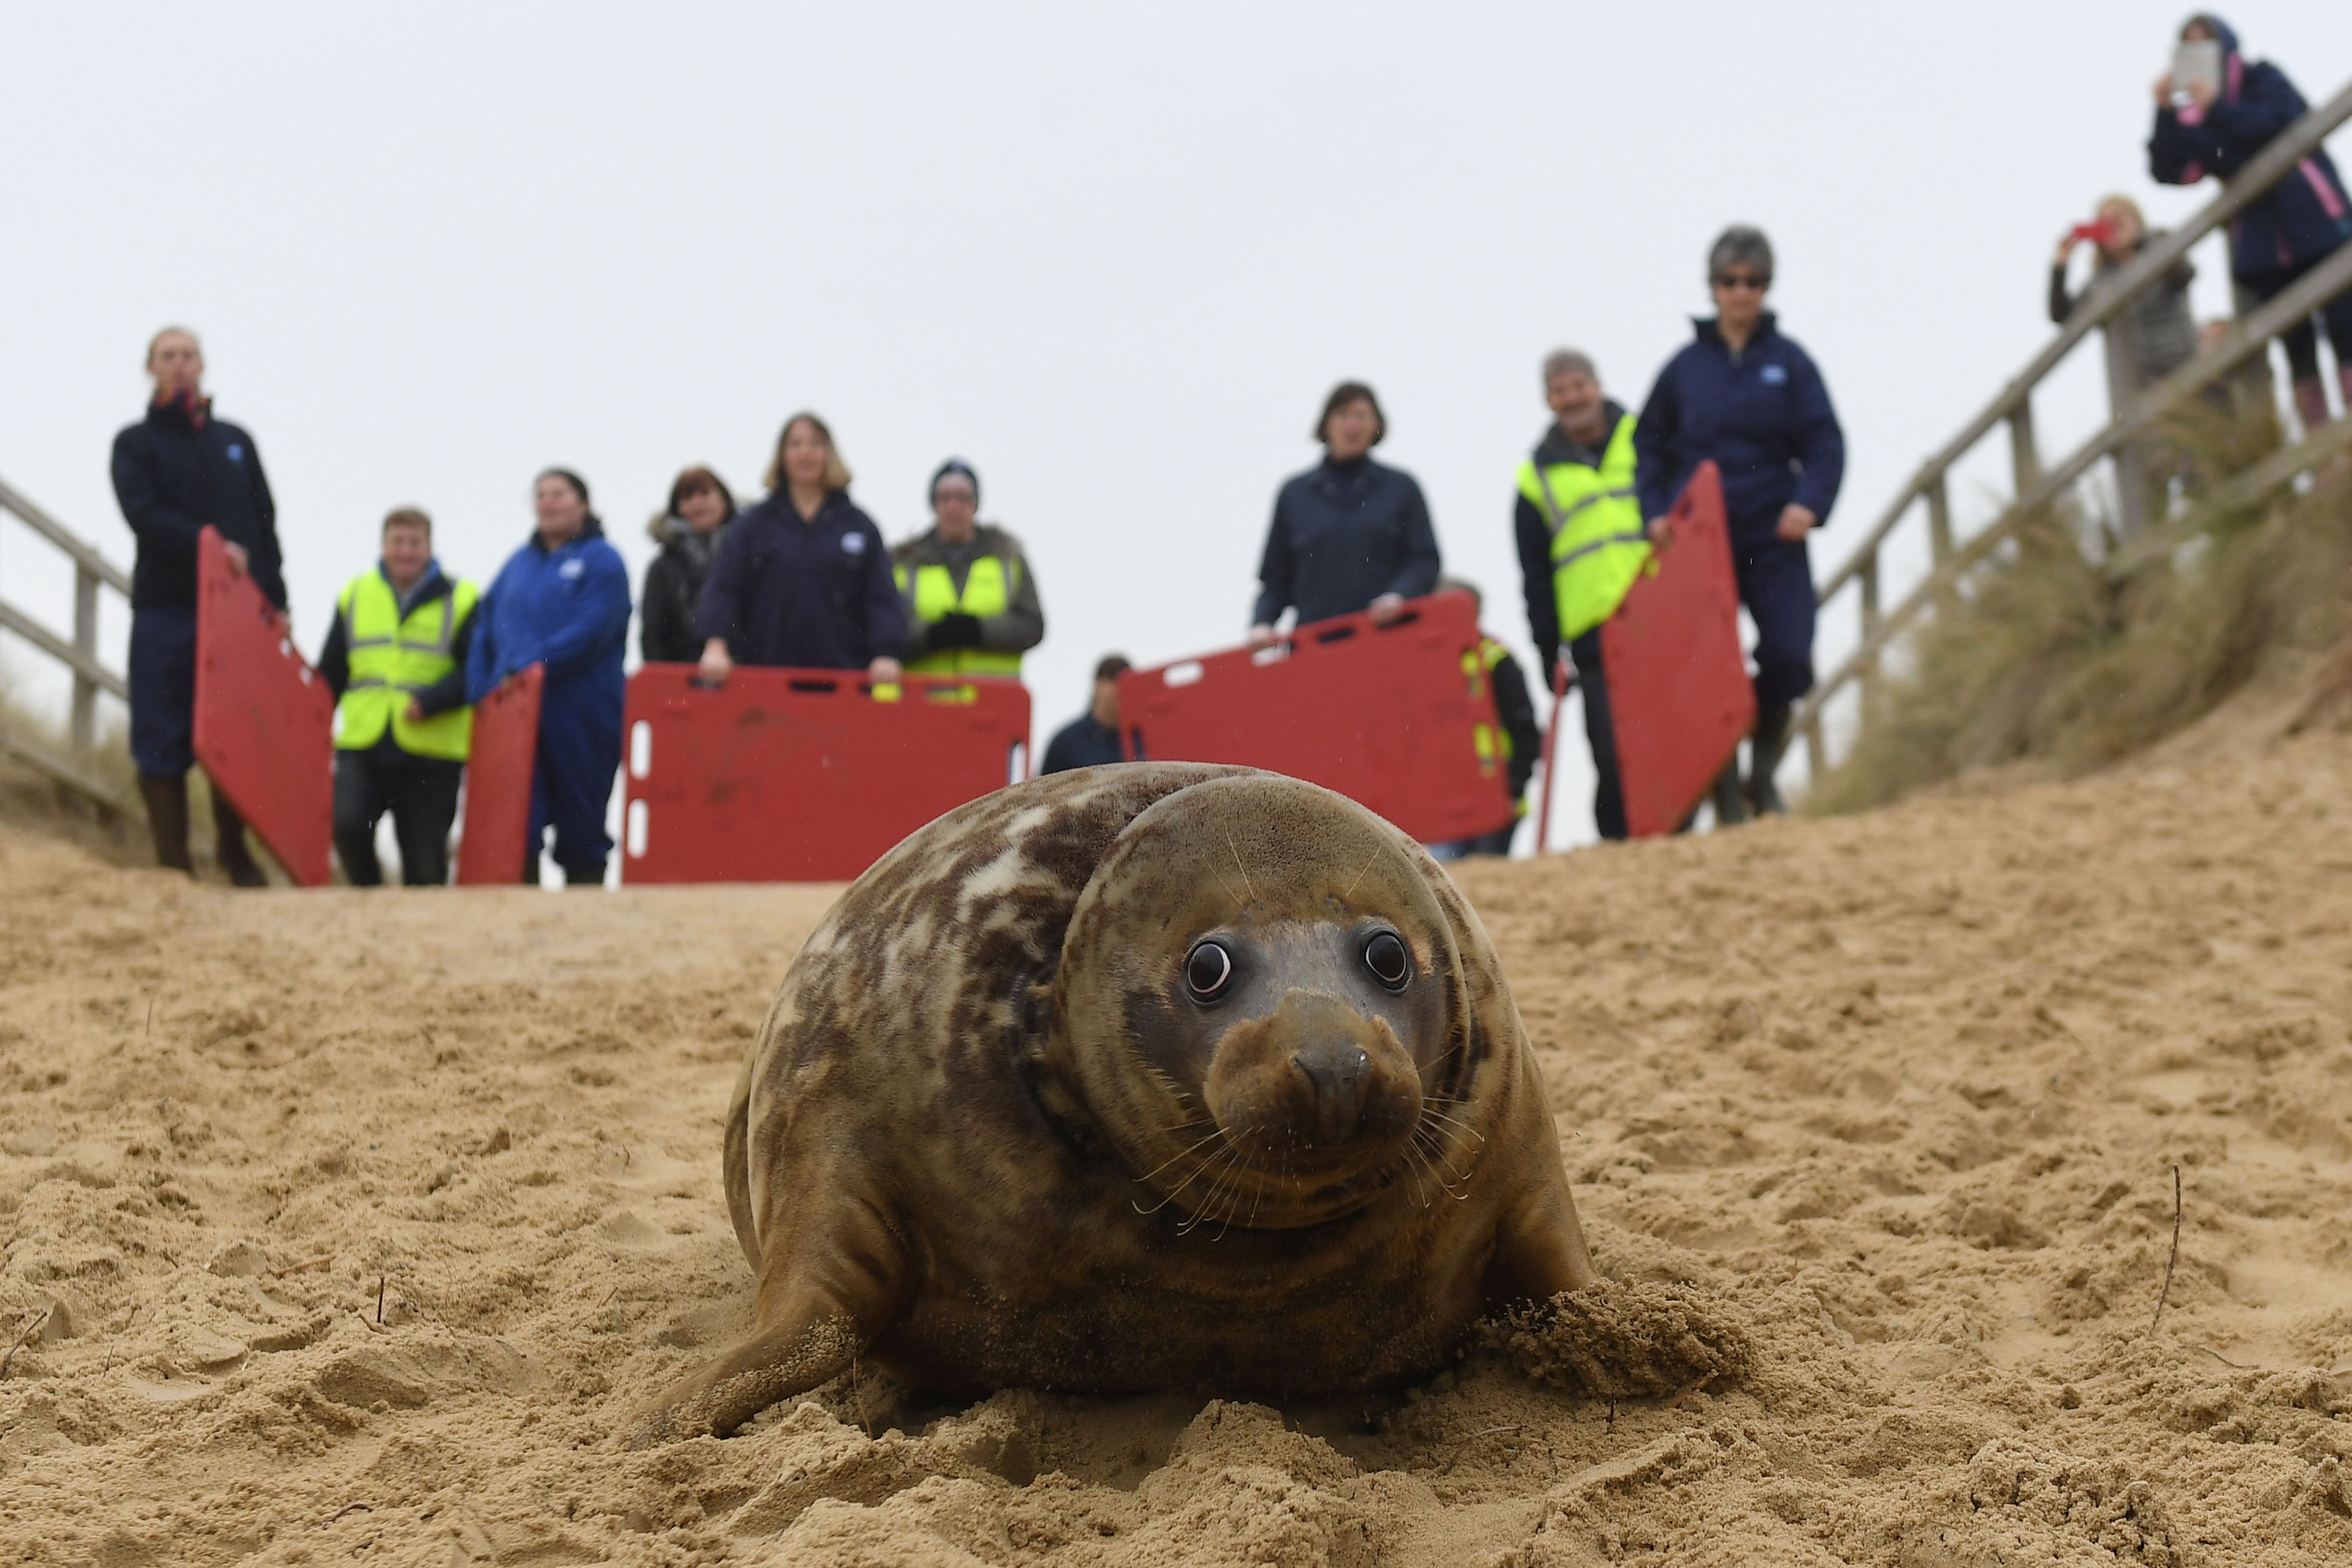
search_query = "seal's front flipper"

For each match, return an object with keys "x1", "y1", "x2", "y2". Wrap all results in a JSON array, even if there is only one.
[
  {"x1": 1484, "y1": 1180, "x2": 1601, "y2": 1309},
  {"x1": 628, "y1": 1222, "x2": 907, "y2": 1447},
  {"x1": 627, "y1": 1307, "x2": 864, "y2": 1447}
]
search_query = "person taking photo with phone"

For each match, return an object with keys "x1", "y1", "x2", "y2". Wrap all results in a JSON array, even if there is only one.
[{"x1": 2150, "y1": 14, "x2": 2352, "y2": 433}]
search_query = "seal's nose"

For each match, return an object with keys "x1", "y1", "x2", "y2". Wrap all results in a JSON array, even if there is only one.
[{"x1": 1292, "y1": 1039, "x2": 1372, "y2": 1143}]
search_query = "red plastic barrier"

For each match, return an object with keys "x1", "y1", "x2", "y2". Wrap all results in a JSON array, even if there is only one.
[
  {"x1": 620, "y1": 664, "x2": 1032, "y2": 883},
  {"x1": 193, "y1": 527, "x2": 334, "y2": 885},
  {"x1": 1117, "y1": 591, "x2": 1515, "y2": 843},
  {"x1": 454, "y1": 663, "x2": 542, "y2": 886},
  {"x1": 1599, "y1": 462, "x2": 1756, "y2": 837}
]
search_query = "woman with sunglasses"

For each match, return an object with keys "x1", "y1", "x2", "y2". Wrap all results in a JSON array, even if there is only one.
[{"x1": 1632, "y1": 224, "x2": 1845, "y2": 820}]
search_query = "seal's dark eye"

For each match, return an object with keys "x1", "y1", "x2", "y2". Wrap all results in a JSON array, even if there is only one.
[
  {"x1": 1184, "y1": 941, "x2": 1234, "y2": 1002},
  {"x1": 1363, "y1": 930, "x2": 1411, "y2": 990}
]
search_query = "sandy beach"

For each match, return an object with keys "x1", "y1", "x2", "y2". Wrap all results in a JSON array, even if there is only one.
[{"x1": 4, "y1": 734, "x2": 2350, "y2": 1565}]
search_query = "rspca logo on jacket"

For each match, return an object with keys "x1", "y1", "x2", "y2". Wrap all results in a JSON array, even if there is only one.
[
  {"x1": 1760, "y1": 363, "x2": 1788, "y2": 386},
  {"x1": 841, "y1": 533, "x2": 867, "y2": 556},
  {"x1": 559, "y1": 558, "x2": 584, "y2": 580},
  {"x1": 226, "y1": 443, "x2": 246, "y2": 462}
]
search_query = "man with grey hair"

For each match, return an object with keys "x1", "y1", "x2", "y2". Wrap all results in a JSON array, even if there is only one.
[
  {"x1": 1513, "y1": 349, "x2": 1648, "y2": 840},
  {"x1": 1634, "y1": 223, "x2": 1845, "y2": 818}
]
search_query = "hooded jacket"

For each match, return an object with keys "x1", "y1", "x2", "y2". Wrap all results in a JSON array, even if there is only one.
[
  {"x1": 2148, "y1": 15, "x2": 2351, "y2": 280},
  {"x1": 696, "y1": 489, "x2": 907, "y2": 670},
  {"x1": 465, "y1": 517, "x2": 632, "y2": 705},
  {"x1": 640, "y1": 511, "x2": 733, "y2": 664},
  {"x1": 110, "y1": 396, "x2": 286, "y2": 611},
  {"x1": 1633, "y1": 314, "x2": 1845, "y2": 548},
  {"x1": 890, "y1": 523, "x2": 1046, "y2": 666}
]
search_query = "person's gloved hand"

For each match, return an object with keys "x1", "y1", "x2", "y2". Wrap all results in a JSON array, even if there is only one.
[{"x1": 931, "y1": 612, "x2": 984, "y2": 649}]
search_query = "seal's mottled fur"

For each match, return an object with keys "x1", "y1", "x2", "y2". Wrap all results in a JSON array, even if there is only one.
[{"x1": 633, "y1": 764, "x2": 1595, "y2": 1443}]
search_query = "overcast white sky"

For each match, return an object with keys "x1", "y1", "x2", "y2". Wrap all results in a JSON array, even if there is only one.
[{"x1": 3, "y1": 1, "x2": 2345, "y2": 852}]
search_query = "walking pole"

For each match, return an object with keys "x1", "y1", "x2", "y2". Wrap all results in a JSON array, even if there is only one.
[{"x1": 1534, "y1": 655, "x2": 1573, "y2": 853}]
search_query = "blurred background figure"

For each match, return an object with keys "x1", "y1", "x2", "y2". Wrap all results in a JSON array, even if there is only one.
[
  {"x1": 468, "y1": 469, "x2": 631, "y2": 887},
  {"x1": 1249, "y1": 382, "x2": 1439, "y2": 646},
  {"x1": 1427, "y1": 580, "x2": 1539, "y2": 861},
  {"x1": 111, "y1": 325, "x2": 284, "y2": 885},
  {"x1": 1041, "y1": 654, "x2": 1132, "y2": 774},
  {"x1": 696, "y1": 413, "x2": 904, "y2": 687},
  {"x1": 1635, "y1": 224, "x2": 1845, "y2": 822},
  {"x1": 893, "y1": 459, "x2": 1046, "y2": 677},
  {"x1": 640, "y1": 466, "x2": 736, "y2": 664},
  {"x1": 2200, "y1": 317, "x2": 2281, "y2": 424},
  {"x1": 2150, "y1": 14, "x2": 2352, "y2": 434},
  {"x1": 1512, "y1": 349, "x2": 1648, "y2": 842},
  {"x1": 2050, "y1": 194, "x2": 2197, "y2": 534},
  {"x1": 318, "y1": 507, "x2": 477, "y2": 886}
]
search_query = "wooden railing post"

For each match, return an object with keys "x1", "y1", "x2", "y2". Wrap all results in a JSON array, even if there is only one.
[
  {"x1": 1858, "y1": 550, "x2": 1882, "y2": 695},
  {"x1": 71, "y1": 563, "x2": 99, "y2": 753},
  {"x1": 2007, "y1": 398, "x2": 2042, "y2": 494},
  {"x1": 1802, "y1": 711, "x2": 1824, "y2": 783},
  {"x1": 1926, "y1": 471, "x2": 1953, "y2": 566}
]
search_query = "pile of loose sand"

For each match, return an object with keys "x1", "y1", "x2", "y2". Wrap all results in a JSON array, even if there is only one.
[{"x1": 4, "y1": 734, "x2": 2351, "y2": 1565}]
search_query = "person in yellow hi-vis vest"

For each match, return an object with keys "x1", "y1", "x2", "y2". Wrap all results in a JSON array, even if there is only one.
[
  {"x1": 1511, "y1": 350, "x2": 1654, "y2": 842},
  {"x1": 1428, "y1": 580, "x2": 1542, "y2": 861},
  {"x1": 891, "y1": 460, "x2": 1045, "y2": 677},
  {"x1": 317, "y1": 507, "x2": 478, "y2": 885}
]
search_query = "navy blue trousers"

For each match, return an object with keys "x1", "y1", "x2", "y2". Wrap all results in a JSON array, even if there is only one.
[
  {"x1": 1568, "y1": 632, "x2": 1626, "y2": 842},
  {"x1": 1732, "y1": 535, "x2": 1816, "y2": 711},
  {"x1": 528, "y1": 679, "x2": 622, "y2": 881},
  {"x1": 128, "y1": 606, "x2": 198, "y2": 777}
]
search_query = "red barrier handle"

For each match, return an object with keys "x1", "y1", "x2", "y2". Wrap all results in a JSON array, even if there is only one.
[{"x1": 1534, "y1": 653, "x2": 1574, "y2": 854}]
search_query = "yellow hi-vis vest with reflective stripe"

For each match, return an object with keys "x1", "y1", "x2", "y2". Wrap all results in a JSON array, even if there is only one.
[
  {"x1": 1461, "y1": 637, "x2": 1527, "y2": 818},
  {"x1": 1516, "y1": 412, "x2": 1650, "y2": 643},
  {"x1": 333, "y1": 571, "x2": 478, "y2": 760},
  {"x1": 894, "y1": 555, "x2": 1024, "y2": 677}
]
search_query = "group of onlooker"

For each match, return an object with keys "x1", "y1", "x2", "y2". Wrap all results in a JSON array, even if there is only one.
[
  {"x1": 125, "y1": 15, "x2": 2343, "y2": 888},
  {"x1": 111, "y1": 210, "x2": 1849, "y2": 886},
  {"x1": 2052, "y1": 15, "x2": 2349, "y2": 530},
  {"x1": 1243, "y1": 224, "x2": 1847, "y2": 846},
  {"x1": 111, "y1": 355, "x2": 1055, "y2": 886}
]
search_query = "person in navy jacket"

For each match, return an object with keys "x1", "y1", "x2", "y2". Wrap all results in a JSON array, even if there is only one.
[
  {"x1": 110, "y1": 326, "x2": 283, "y2": 885},
  {"x1": 1249, "y1": 382, "x2": 1440, "y2": 644},
  {"x1": 466, "y1": 469, "x2": 632, "y2": 886},
  {"x1": 2149, "y1": 14, "x2": 2352, "y2": 432},
  {"x1": 1634, "y1": 225, "x2": 1845, "y2": 819},
  {"x1": 696, "y1": 413, "x2": 905, "y2": 685}
]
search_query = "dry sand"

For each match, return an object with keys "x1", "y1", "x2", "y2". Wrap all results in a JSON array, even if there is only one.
[{"x1": 4, "y1": 736, "x2": 2351, "y2": 1566}]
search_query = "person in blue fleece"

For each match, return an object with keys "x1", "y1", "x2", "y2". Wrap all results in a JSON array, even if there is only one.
[
  {"x1": 468, "y1": 468, "x2": 632, "y2": 886},
  {"x1": 1634, "y1": 224, "x2": 1845, "y2": 820},
  {"x1": 2148, "y1": 13, "x2": 2352, "y2": 433}
]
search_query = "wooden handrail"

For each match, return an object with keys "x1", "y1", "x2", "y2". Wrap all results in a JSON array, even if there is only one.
[
  {"x1": 0, "y1": 472, "x2": 134, "y2": 808},
  {"x1": 1813, "y1": 75, "x2": 2352, "y2": 606},
  {"x1": 1793, "y1": 76, "x2": 2352, "y2": 786},
  {"x1": 0, "y1": 476, "x2": 132, "y2": 597},
  {"x1": 1805, "y1": 240, "x2": 2352, "y2": 720}
]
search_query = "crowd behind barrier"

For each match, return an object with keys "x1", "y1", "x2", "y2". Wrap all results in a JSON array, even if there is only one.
[{"x1": 101, "y1": 13, "x2": 2347, "y2": 887}]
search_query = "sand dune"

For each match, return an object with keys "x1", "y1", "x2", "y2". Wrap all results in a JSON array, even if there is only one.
[{"x1": 4, "y1": 736, "x2": 2351, "y2": 1565}]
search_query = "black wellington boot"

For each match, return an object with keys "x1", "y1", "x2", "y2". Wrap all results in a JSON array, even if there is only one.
[
  {"x1": 1747, "y1": 705, "x2": 1794, "y2": 816},
  {"x1": 210, "y1": 789, "x2": 269, "y2": 887},
  {"x1": 1708, "y1": 761, "x2": 1749, "y2": 828},
  {"x1": 138, "y1": 773, "x2": 194, "y2": 874}
]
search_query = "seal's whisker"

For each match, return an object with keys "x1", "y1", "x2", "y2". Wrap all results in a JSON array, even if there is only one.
[
  {"x1": 1412, "y1": 1126, "x2": 1472, "y2": 1200},
  {"x1": 1175, "y1": 1145, "x2": 1247, "y2": 1234},
  {"x1": 1418, "y1": 1106, "x2": 1488, "y2": 1145},
  {"x1": 1134, "y1": 1123, "x2": 1232, "y2": 1185},
  {"x1": 1222, "y1": 828, "x2": 1260, "y2": 904},
  {"x1": 1135, "y1": 1137, "x2": 1236, "y2": 1215}
]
